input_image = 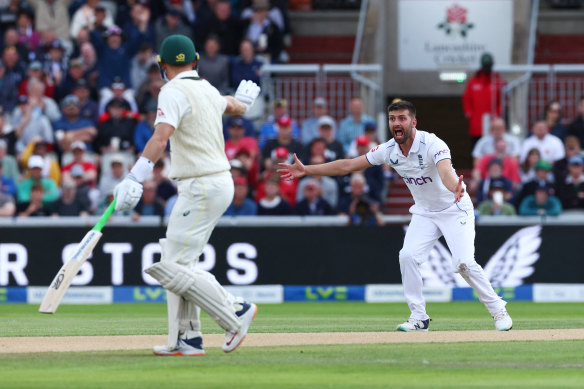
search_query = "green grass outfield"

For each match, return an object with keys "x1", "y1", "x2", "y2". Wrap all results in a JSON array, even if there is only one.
[{"x1": 1, "y1": 302, "x2": 584, "y2": 388}]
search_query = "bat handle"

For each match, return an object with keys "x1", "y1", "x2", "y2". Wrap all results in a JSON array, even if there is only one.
[{"x1": 92, "y1": 198, "x2": 117, "y2": 232}]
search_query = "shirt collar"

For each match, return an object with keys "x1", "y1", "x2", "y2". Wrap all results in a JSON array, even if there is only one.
[
  {"x1": 409, "y1": 128, "x2": 421, "y2": 154},
  {"x1": 174, "y1": 70, "x2": 200, "y2": 79}
]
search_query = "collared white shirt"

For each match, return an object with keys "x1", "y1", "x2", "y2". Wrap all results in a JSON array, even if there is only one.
[
  {"x1": 519, "y1": 133, "x2": 565, "y2": 163},
  {"x1": 366, "y1": 130, "x2": 467, "y2": 212},
  {"x1": 154, "y1": 70, "x2": 200, "y2": 129}
]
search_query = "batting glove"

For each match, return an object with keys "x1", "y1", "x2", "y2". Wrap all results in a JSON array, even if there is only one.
[
  {"x1": 234, "y1": 80, "x2": 261, "y2": 112},
  {"x1": 113, "y1": 173, "x2": 143, "y2": 211}
]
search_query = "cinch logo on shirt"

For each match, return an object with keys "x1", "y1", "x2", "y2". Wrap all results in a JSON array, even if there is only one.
[
  {"x1": 434, "y1": 149, "x2": 449, "y2": 158},
  {"x1": 403, "y1": 176, "x2": 433, "y2": 185}
]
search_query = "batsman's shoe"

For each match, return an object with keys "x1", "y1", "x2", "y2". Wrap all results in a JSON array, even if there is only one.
[
  {"x1": 222, "y1": 302, "x2": 257, "y2": 353},
  {"x1": 396, "y1": 318, "x2": 430, "y2": 332},
  {"x1": 493, "y1": 309, "x2": 513, "y2": 331},
  {"x1": 153, "y1": 337, "x2": 205, "y2": 356}
]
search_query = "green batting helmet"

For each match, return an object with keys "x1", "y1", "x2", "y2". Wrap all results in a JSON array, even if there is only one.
[{"x1": 158, "y1": 35, "x2": 198, "y2": 65}]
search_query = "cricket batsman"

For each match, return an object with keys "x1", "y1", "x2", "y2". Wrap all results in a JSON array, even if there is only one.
[
  {"x1": 114, "y1": 35, "x2": 260, "y2": 355},
  {"x1": 278, "y1": 100, "x2": 513, "y2": 332}
]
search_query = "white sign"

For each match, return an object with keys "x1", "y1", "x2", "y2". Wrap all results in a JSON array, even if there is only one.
[
  {"x1": 398, "y1": 0, "x2": 513, "y2": 71},
  {"x1": 365, "y1": 284, "x2": 452, "y2": 303},
  {"x1": 28, "y1": 286, "x2": 113, "y2": 304}
]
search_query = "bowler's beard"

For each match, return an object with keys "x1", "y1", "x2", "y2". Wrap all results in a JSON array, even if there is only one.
[{"x1": 392, "y1": 123, "x2": 412, "y2": 144}]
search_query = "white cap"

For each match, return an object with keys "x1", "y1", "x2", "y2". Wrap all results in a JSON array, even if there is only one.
[
  {"x1": 317, "y1": 115, "x2": 335, "y2": 128},
  {"x1": 28, "y1": 155, "x2": 44, "y2": 169},
  {"x1": 71, "y1": 140, "x2": 86, "y2": 150}
]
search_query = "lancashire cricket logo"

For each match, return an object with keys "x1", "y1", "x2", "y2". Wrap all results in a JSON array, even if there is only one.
[
  {"x1": 437, "y1": 3, "x2": 474, "y2": 38},
  {"x1": 176, "y1": 53, "x2": 185, "y2": 62}
]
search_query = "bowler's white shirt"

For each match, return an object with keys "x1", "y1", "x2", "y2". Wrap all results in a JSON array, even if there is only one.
[{"x1": 366, "y1": 130, "x2": 467, "y2": 212}]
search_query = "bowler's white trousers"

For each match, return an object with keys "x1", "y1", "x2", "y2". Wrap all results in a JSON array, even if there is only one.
[{"x1": 400, "y1": 196, "x2": 506, "y2": 321}]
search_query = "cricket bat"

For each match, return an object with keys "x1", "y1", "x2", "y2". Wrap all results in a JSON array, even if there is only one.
[{"x1": 39, "y1": 200, "x2": 116, "y2": 314}]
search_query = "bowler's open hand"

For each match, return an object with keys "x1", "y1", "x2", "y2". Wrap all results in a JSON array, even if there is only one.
[
  {"x1": 454, "y1": 175, "x2": 465, "y2": 203},
  {"x1": 277, "y1": 153, "x2": 305, "y2": 181}
]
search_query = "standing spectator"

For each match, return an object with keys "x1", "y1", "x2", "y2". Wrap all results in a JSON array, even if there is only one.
[
  {"x1": 230, "y1": 38, "x2": 262, "y2": 88},
  {"x1": 568, "y1": 96, "x2": 584, "y2": 147},
  {"x1": 553, "y1": 135, "x2": 582, "y2": 185},
  {"x1": 123, "y1": 1, "x2": 156, "y2": 55},
  {"x1": 300, "y1": 97, "x2": 329, "y2": 145},
  {"x1": 257, "y1": 174, "x2": 291, "y2": 215},
  {"x1": 462, "y1": 52, "x2": 504, "y2": 147},
  {"x1": 471, "y1": 116, "x2": 521, "y2": 165},
  {"x1": 519, "y1": 148, "x2": 541, "y2": 184},
  {"x1": 131, "y1": 179, "x2": 165, "y2": 222},
  {"x1": 12, "y1": 95, "x2": 54, "y2": 155},
  {"x1": 294, "y1": 177, "x2": 334, "y2": 216},
  {"x1": 261, "y1": 115, "x2": 303, "y2": 172},
  {"x1": 196, "y1": 0, "x2": 243, "y2": 56},
  {"x1": 17, "y1": 155, "x2": 59, "y2": 204},
  {"x1": 515, "y1": 160, "x2": 555, "y2": 208},
  {"x1": 0, "y1": 46, "x2": 26, "y2": 113},
  {"x1": 198, "y1": 35, "x2": 230, "y2": 95},
  {"x1": 93, "y1": 97, "x2": 137, "y2": 154},
  {"x1": 28, "y1": 0, "x2": 73, "y2": 42},
  {"x1": 16, "y1": 182, "x2": 52, "y2": 217},
  {"x1": 557, "y1": 155, "x2": 584, "y2": 210},
  {"x1": 477, "y1": 180, "x2": 517, "y2": 216},
  {"x1": 337, "y1": 96, "x2": 374, "y2": 153},
  {"x1": 61, "y1": 140, "x2": 98, "y2": 185},
  {"x1": 544, "y1": 100, "x2": 568, "y2": 141},
  {"x1": 258, "y1": 98, "x2": 300, "y2": 148},
  {"x1": 51, "y1": 176, "x2": 91, "y2": 217},
  {"x1": 224, "y1": 176, "x2": 257, "y2": 216},
  {"x1": 155, "y1": 9, "x2": 193, "y2": 50},
  {"x1": 315, "y1": 115, "x2": 344, "y2": 161},
  {"x1": 519, "y1": 183, "x2": 562, "y2": 216},
  {"x1": 53, "y1": 94, "x2": 97, "y2": 152},
  {"x1": 520, "y1": 120, "x2": 565, "y2": 164},
  {"x1": 224, "y1": 116, "x2": 259, "y2": 161},
  {"x1": 70, "y1": 0, "x2": 114, "y2": 39}
]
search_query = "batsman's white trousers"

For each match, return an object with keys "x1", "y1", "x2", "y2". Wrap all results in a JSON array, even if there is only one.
[{"x1": 400, "y1": 196, "x2": 506, "y2": 321}]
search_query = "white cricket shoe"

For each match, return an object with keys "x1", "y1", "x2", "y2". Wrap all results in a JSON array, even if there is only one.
[
  {"x1": 493, "y1": 309, "x2": 513, "y2": 331},
  {"x1": 222, "y1": 302, "x2": 257, "y2": 353},
  {"x1": 396, "y1": 318, "x2": 430, "y2": 332},
  {"x1": 153, "y1": 337, "x2": 205, "y2": 356}
]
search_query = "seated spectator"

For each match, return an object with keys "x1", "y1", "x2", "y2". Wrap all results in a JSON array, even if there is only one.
[
  {"x1": 519, "y1": 147, "x2": 541, "y2": 184},
  {"x1": 304, "y1": 137, "x2": 329, "y2": 167},
  {"x1": 51, "y1": 177, "x2": 91, "y2": 217},
  {"x1": 257, "y1": 147, "x2": 298, "y2": 207},
  {"x1": 337, "y1": 97, "x2": 374, "y2": 153},
  {"x1": 53, "y1": 94, "x2": 98, "y2": 152},
  {"x1": 1, "y1": 45, "x2": 26, "y2": 111},
  {"x1": 553, "y1": 135, "x2": 582, "y2": 185},
  {"x1": 155, "y1": 9, "x2": 193, "y2": 50},
  {"x1": 223, "y1": 114, "x2": 255, "y2": 139},
  {"x1": 224, "y1": 176, "x2": 258, "y2": 216},
  {"x1": 296, "y1": 173, "x2": 338, "y2": 210},
  {"x1": 472, "y1": 138, "x2": 521, "y2": 193},
  {"x1": 225, "y1": 117, "x2": 259, "y2": 161},
  {"x1": 315, "y1": 115, "x2": 344, "y2": 161},
  {"x1": 515, "y1": 160, "x2": 555, "y2": 207},
  {"x1": 519, "y1": 183, "x2": 562, "y2": 217},
  {"x1": 70, "y1": 164, "x2": 97, "y2": 214},
  {"x1": 98, "y1": 154, "x2": 126, "y2": 203},
  {"x1": 152, "y1": 159, "x2": 176, "y2": 205},
  {"x1": 261, "y1": 116, "x2": 304, "y2": 172},
  {"x1": 338, "y1": 173, "x2": 374, "y2": 215},
  {"x1": 557, "y1": 155, "x2": 584, "y2": 210},
  {"x1": 72, "y1": 80, "x2": 99, "y2": 124},
  {"x1": 294, "y1": 178, "x2": 334, "y2": 216},
  {"x1": 93, "y1": 98, "x2": 137, "y2": 154},
  {"x1": 241, "y1": 0, "x2": 285, "y2": 63},
  {"x1": 19, "y1": 61, "x2": 55, "y2": 99},
  {"x1": 17, "y1": 155, "x2": 59, "y2": 204},
  {"x1": 16, "y1": 182, "x2": 53, "y2": 217},
  {"x1": 198, "y1": 34, "x2": 230, "y2": 95},
  {"x1": 231, "y1": 39, "x2": 262, "y2": 88},
  {"x1": 55, "y1": 58, "x2": 87, "y2": 101},
  {"x1": 234, "y1": 147, "x2": 259, "y2": 190},
  {"x1": 544, "y1": 100, "x2": 568, "y2": 141},
  {"x1": 258, "y1": 98, "x2": 300, "y2": 148},
  {"x1": 25, "y1": 77, "x2": 61, "y2": 123},
  {"x1": 477, "y1": 180, "x2": 517, "y2": 216},
  {"x1": 0, "y1": 107, "x2": 17, "y2": 156},
  {"x1": 136, "y1": 76, "x2": 163, "y2": 115},
  {"x1": 347, "y1": 122, "x2": 379, "y2": 158},
  {"x1": 19, "y1": 139, "x2": 61, "y2": 186},
  {"x1": 257, "y1": 175, "x2": 291, "y2": 215},
  {"x1": 568, "y1": 95, "x2": 584, "y2": 146},
  {"x1": 12, "y1": 95, "x2": 54, "y2": 155},
  {"x1": 61, "y1": 141, "x2": 98, "y2": 186},
  {"x1": 0, "y1": 138, "x2": 19, "y2": 184},
  {"x1": 70, "y1": 0, "x2": 114, "y2": 40},
  {"x1": 134, "y1": 100, "x2": 157, "y2": 154},
  {"x1": 132, "y1": 180, "x2": 165, "y2": 222},
  {"x1": 301, "y1": 97, "x2": 329, "y2": 145},
  {"x1": 476, "y1": 162, "x2": 514, "y2": 204},
  {"x1": 472, "y1": 117, "x2": 521, "y2": 166},
  {"x1": 0, "y1": 191, "x2": 15, "y2": 216},
  {"x1": 41, "y1": 40, "x2": 68, "y2": 87},
  {"x1": 28, "y1": 0, "x2": 71, "y2": 42},
  {"x1": 520, "y1": 120, "x2": 565, "y2": 164},
  {"x1": 349, "y1": 193, "x2": 384, "y2": 226},
  {"x1": 98, "y1": 77, "x2": 138, "y2": 115},
  {"x1": 196, "y1": 0, "x2": 243, "y2": 56},
  {"x1": 0, "y1": 159, "x2": 16, "y2": 198}
]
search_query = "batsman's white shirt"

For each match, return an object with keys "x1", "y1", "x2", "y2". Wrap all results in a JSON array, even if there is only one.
[{"x1": 366, "y1": 129, "x2": 471, "y2": 213}]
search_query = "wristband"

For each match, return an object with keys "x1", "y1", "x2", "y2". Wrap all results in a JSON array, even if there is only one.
[{"x1": 130, "y1": 156, "x2": 154, "y2": 182}]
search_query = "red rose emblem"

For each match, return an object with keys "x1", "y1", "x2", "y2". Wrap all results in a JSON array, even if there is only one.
[{"x1": 447, "y1": 4, "x2": 467, "y2": 24}]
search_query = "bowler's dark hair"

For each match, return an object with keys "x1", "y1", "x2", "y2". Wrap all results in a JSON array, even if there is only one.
[{"x1": 387, "y1": 100, "x2": 416, "y2": 118}]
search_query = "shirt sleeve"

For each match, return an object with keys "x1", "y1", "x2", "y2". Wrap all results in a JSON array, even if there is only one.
[
  {"x1": 154, "y1": 87, "x2": 189, "y2": 129},
  {"x1": 428, "y1": 137, "x2": 451, "y2": 165},
  {"x1": 365, "y1": 142, "x2": 389, "y2": 166}
]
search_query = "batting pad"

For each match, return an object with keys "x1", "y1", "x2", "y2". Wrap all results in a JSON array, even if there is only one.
[{"x1": 145, "y1": 261, "x2": 241, "y2": 332}]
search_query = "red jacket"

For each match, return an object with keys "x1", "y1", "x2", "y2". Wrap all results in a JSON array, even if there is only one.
[{"x1": 462, "y1": 71, "x2": 504, "y2": 137}]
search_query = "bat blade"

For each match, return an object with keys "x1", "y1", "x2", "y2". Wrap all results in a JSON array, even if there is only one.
[{"x1": 39, "y1": 230, "x2": 103, "y2": 314}]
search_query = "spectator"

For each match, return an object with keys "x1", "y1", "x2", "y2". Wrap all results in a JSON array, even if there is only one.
[
  {"x1": 557, "y1": 155, "x2": 584, "y2": 210},
  {"x1": 53, "y1": 94, "x2": 97, "y2": 152},
  {"x1": 98, "y1": 77, "x2": 138, "y2": 115},
  {"x1": 223, "y1": 113, "x2": 255, "y2": 139},
  {"x1": 3, "y1": 27, "x2": 27, "y2": 61},
  {"x1": 520, "y1": 120, "x2": 565, "y2": 164},
  {"x1": 300, "y1": 97, "x2": 329, "y2": 146},
  {"x1": 28, "y1": 0, "x2": 72, "y2": 42},
  {"x1": 233, "y1": 147, "x2": 259, "y2": 191},
  {"x1": 20, "y1": 139, "x2": 61, "y2": 186},
  {"x1": 519, "y1": 147, "x2": 541, "y2": 184},
  {"x1": 515, "y1": 160, "x2": 555, "y2": 207},
  {"x1": 0, "y1": 124, "x2": 20, "y2": 181},
  {"x1": 224, "y1": 176, "x2": 257, "y2": 216},
  {"x1": 72, "y1": 79, "x2": 99, "y2": 124},
  {"x1": 70, "y1": 163, "x2": 97, "y2": 213},
  {"x1": 471, "y1": 116, "x2": 521, "y2": 165},
  {"x1": 315, "y1": 115, "x2": 344, "y2": 161},
  {"x1": 0, "y1": 1, "x2": 19, "y2": 34},
  {"x1": 295, "y1": 172, "x2": 338, "y2": 210},
  {"x1": 568, "y1": 96, "x2": 584, "y2": 146},
  {"x1": 133, "y1": 99, "x2": 157, "y2": 153},
  {"x1": 553, "y1": 135, "x2": 582, "y2": 185},
  {"x1": 304, "y1": 137, "x2": 328, "y2": 165},
  {"x1": 257, "y1": 174, "x2": 291, "y2": 215},
  {"x1": 337, "y1": 96, "x2": 374, "y2": 153},
  {"x1": 130, "y1": 43, "x2": 156, "y2": 91},
  {"x1": 16, "y1": 8, "x2": 41, "y2": 54},
  {"x1": 16, "y1": 182, "x2": 53, "y2": 217},
  {"x1": 55, "y1": 58, "x2": 87, "y2": 101},
  {"x1": 41, "y1": 39, "x2": 68, "y2": 87},
  {"x1": 131, "y1": 179, "x2": 164, "y2": 222},
  {"x1": 476, "y1": 162, "x2": 514, "y2": 204},
  {"x1": 241, "y1": 0, "x2": 285, "y2": 63},
  {"x1": 462, "y1": 52, "x2": 504, "y2": 147},
  {"x1": 347, "y1": 122, "x2": 379, "y2": 158},
  {"x1": 258, "y1": 98, "x2": 300, "y2": 148},
  {"x1": 151, "y1": 159, "x2": 176, "y2": 205},
  {"x1": 12, "y1": 95, "x2": 54, "y2": 155},
  {"x1": 196, "y1": 0, "x2": 243, "y2": 56},
  {"x1": 0, "y1": 191, "x2": 15, "y2": 216},
  {"x1": 19, "y1": 61, "x2": 55, "y2": 98},
  {"x1": 123, "y1": 1, "x2": 156, "y2": 57},
  {"x1": 97, "y1": 154, "x2": 126, "y2": 203},
  {"x1": 472, "y1": 137, "x2": 521, "y2": 193},
  {"x1": 356, "y1": 134, "x2": 384, "y2": 203},
  {"x1": 61, "y1": 140, "x2": 98, "y2": 185},
  {"x1": 261, "y1": 115, "x2": 304, "y2": 172},
  {"x1": 338, "y1": 172, "x2": 370, "y2": 214},
  {"x1": 70, "y1": 0, "x2": 114, "y2": 39},
  {"x1": 544, "y1": 100, "x2": 568, "y2": 141},
  {"x1": 24, "y1": 77, "x2": 61, "y2": 123},
  {"x1": 79, "y1": 41, "x2": 99, "y2": 88},
  {"x1": 135, "y1": 76, "x2": 163, "y2": 114},
  {"x1": 0, "y1": 99, "x2": 17, "y2": 157},
  {"x1": 0, "y1": 46, "x2": 26, "y2": 113},
  {"x1": 93, "y1": 97, "x2": 137, "y2": 154},
  {"x1": 155, "y1": 8, "x2": 193, "y2": 50},
  {"x1": 51, "y1": 176, "x2": 91, "y2": 217},
  {"x1": 17, "y1": 155, "x2": 59, "y2": 204},
  {"x1": 0, "y1": 158, "x2": 16, "y2": 198},
  {"x1": 294, "y1": 178, "x2": 334, "y2": 216},
  {"x1": 477, "y1": 180, "x2": 517, "y2": 216},
  {"x1": 231, "y1": 38, "x2": 262, "y2": 88},
  {"x1": 224, "y1": 116, "x2": 259, "y2": 161},
  {"x1": 519, "y1": 182, "x2": 562, "y2": 217},
  {"x1": 198, "y1": 34, "x2": 230, "y2": 94}
]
